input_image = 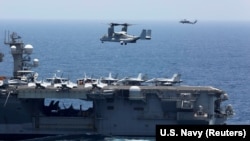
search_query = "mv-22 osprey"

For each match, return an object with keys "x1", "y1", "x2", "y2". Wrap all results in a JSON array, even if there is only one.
[{"x1": 100, "y1": 23, "x2": 151, "y2": 45}]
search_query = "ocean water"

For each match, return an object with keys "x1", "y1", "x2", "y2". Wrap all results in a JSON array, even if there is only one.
[{"x1": 0, "y1": 20, "x2": 250, "y2": 140}]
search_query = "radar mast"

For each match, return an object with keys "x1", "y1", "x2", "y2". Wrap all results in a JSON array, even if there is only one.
[{"x1": 4, "y1": 31, "x2": 39, "y2": 79}]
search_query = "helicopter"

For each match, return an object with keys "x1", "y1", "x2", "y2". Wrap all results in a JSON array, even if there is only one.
[
  {"x1": 100, "y1": 23, "x2": 151, "y2": 45},
  {"x1": 179, "y1": 19, "x2": 197, "y2": 24}
]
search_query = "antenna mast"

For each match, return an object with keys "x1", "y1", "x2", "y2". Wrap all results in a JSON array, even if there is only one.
[{"x1": 4, "y1": 32, "x2": 39, "y2": 79}]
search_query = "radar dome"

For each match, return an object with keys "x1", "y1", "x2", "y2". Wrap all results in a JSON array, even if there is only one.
[
  {"x1": 221, "y1": 93, "x2": 228, "y2": 100},
  {"x1": 33, "y1": 58, "x2": 39, "y2": 67},
  {"x1": 24, "y1": 44, "x2": 33, "y2": 54},
  {"x1": 129, "y1": 86, "x2": 141, "y2": 92},
  {"x1": 11, "y1": 45, "x2": 17, "y2": 54},
  {"x1": 129, "y1": 86, "x2": 144, "y2": 100}
]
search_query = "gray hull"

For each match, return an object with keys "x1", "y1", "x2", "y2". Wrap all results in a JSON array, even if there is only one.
[{"x1": 0, "y1": 85, "x2": 233, "y2": 139}]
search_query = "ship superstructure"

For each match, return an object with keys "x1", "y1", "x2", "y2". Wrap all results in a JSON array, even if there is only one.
[{"x1": 0, "y1": 32, "x2": 234, "y2": 140}]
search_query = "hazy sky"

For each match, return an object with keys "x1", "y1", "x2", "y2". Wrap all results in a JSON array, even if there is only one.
[{"x1": 0, "y1": 0, "x2": 250, "y2": 21}]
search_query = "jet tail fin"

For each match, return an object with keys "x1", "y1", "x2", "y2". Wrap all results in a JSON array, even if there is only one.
[
  {"x1": 138, "y1": 73, "x2": 143, "y2": 80},
  {"x1": 145, "y1": 30, "x2": 151, "y2": 39},
  {"x1": 140, "y1": 29, "x2": 151, "y2": 40},
  {"x1": 172, "y1": 73, "x2": 182, "y2": 83}
]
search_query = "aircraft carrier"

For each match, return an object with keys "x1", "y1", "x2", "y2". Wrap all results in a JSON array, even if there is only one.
[{"x1": 0, "y1": 32, "x2": 234, "y2": 140}]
